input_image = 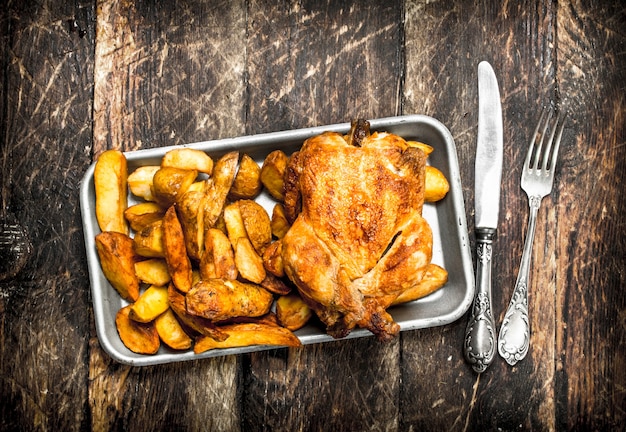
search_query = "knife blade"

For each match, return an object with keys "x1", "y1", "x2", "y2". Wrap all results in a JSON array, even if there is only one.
[{"x1": 464, "y1": 61, "x2": 503, "y2": 373}]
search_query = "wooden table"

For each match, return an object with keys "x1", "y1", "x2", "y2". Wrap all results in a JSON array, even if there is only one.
[{"x1": 1, "y1": 1, "x2": 624, "y2": 430}]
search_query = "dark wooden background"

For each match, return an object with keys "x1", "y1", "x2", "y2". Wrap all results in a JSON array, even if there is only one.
[{"x1": 1, "y1": 0, "x2": 624, "y2": 430}]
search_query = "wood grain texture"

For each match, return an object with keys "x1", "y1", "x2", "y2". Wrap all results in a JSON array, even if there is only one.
[
  {"x1": 1, "y1": 0, "x2": 624, "y2": 430},
  {"x1": 93, "y1": 0, "x2": 248, "y2": 155},
  {"x1": 555, "y1": 1, "x2": 626, "y2": 428},
  {"x1": 0, "y1": 1, "x2": 95, "y2": 430},
  {"x1": 245, "y1": 0, "x2": 404, "y2": 133}
]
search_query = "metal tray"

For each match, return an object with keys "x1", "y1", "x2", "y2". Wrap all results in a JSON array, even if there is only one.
[{"x1": 80, "y1": 115, "x2": 474, "y2": 366}]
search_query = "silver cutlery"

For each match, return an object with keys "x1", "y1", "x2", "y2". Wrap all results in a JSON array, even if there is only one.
[
  {"x1": 464, "y1": 61, "x2": 504, "y2": 373},
  {"x1": 498, "y1": 107, "x2": 566, "y2": 366}
]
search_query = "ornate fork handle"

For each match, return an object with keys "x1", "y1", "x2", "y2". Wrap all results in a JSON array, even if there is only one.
[{"x1": 498, "y1": 195, "x2": 541, "y2": 365}]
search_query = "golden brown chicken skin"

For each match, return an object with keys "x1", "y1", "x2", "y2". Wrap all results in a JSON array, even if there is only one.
[{"x1": 281, "y1": 120, "x2": 434, "y2": 341}]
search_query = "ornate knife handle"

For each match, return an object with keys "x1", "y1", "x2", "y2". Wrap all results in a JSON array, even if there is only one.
[
  {"x1": 464, "y1": 228, "x2": 497, "y2": 373},
  {"x1": 497, "y1": 196, "x2": 539, "y2": 365}
]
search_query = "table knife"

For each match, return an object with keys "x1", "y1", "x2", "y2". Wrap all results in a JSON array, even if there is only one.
[{"x1": 464, "y1": 61, "x2": 504, "y2": 373}]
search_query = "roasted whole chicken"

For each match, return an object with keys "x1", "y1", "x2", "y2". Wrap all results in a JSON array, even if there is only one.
[{"x1": 281, "y1": 120, "x2": 438, "y2": 341}]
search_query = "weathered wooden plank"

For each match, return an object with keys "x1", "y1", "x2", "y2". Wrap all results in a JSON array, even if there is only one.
[
  {"x1": 402, "y1": 0, "x2": 557, "y2": 430},
  {"x1": 93, "y1": 0, "x2": 248, "y2": 155},
  {"x1": 244, "y1": 0, "x2": 404, "y2": 134},
  {"x1": 0, "y1": 1, "x2": 95, "y2": 430},
  {"x1": 555, "y1": 1, "x2": 626, "y2": 429},
  {"x1": 90, "y1": 1, "x2": 247, "y2": 430},
  {"x1": 241, "y1": 1, "x2": 404, "y2": 430}
]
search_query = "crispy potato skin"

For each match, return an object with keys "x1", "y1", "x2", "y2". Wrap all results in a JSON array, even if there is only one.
[
  {"x1": 259, "y1": 272, "x2": 291, "y2": 295},
  {"x1": 134, "y1": 258, "x2": 171, "y2": 286},
  {"x1": 424, "y1": 166, "x2": 450, "y2": 202},
  {"x1": 155, "y1": 309, "x2": 193, "y2": 350},
  {"x1": 230, "y1": 154, "x2": 262, "y2": 199},
  {"x1": 95, "y1": 231, "x2": 140, "y2": 302},
  {"x1": 223, "y1": 202, "x2": 247, "y2": 245},
  {"x1": 124, "y1": 202, "x2": 165, "y2": 232},
  {"x1": 276, "y1": 292, "x2": 312, "y2": 331},
  {"x1": 177, "y1": 188, "x2": 207, "y2": 260},
  {"x1": 129, "y1": 285, "x2": 170, "y2": 323},
  {"x1": 94, "y1": 150, "x2": 128, "y2": 234},
  {"x1": 127, "y1": 165, "x2": 160, "y2": 202},
  {"x1": 270, "y1": 204, "x2": 291, "y2": 239},
  {"x1": 234, "y1": 237, "x2": 266, "y2": 284},
  {"x1": 239, "y1": 200, "x2": 272, "y2": 255},
  {"x1": 262, "y1": 240, "x2": 284, "y2": 278},
  {"x1": 133, "y1": 220, "x2": 166, "y2": 257},
  {"x1": 163, "y1": 206, "x2": 193, "y2": 293},
  {"x1": 391, "y1": 263, "x2": 448, "y2": 305},
  {"x1": 185, "y1": 279, "x2": 273, "y2": 321},
  {"x1": 194, "y1": 323, "x2": 301, "y2": 354},
  {"x1": 116, "y1": 305, "x2": 160, "y2": 354},
  {"x1": 203, "y1": 151, "x2": 239, "y2": 228},
  {"x1": 201, "y1": 228, "x2": 237, "y2": 280},
  {"x1": 260, "y1": 150, "x2": 289, "y2": 201},
  {"x1": 162, "y1": 148, "x2": 214, "y2": 174},
  {"x1": 153, "y1": 167, "x2": 198, "y2": 207}
]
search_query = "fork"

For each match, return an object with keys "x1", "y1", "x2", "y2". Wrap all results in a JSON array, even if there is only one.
[{"x1": 497, "y1": 107, "x2": 566, "y2": 366}]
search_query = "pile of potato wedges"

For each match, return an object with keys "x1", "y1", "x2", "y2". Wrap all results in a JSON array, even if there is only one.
[{"x1": 94, "y1": 147, "x2": 309, "y2": 355}]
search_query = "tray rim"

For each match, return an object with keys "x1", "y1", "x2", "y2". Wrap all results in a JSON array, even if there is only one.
[{"x1": 80, "y1": 114, "x2": 475, "y2": 366}]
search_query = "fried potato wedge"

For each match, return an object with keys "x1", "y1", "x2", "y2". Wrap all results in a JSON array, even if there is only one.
[
  {"x1": 124, "y1": 202, "x2": 165, "y2": 232},
  {"x1": 424, "y1": 166, "x2": 450, "y2": 202},
  {"x1": 134, "y1": 258, "x2": 171, "y2": 286},
  {"x1": 163, "y1": 206, "x2": 193, "y2": 293},
  {"x1": 200, "y1": 258, "x2": 217, "y2": 279},
  {"x1": 155, "y1": 308, "x2": 193, "y2": 350},
  {"x1": 129, "y1": 285, "x2": 170, "y2": 323},
  {"x1": 167, "y1": 284, "x2": 228, "y2": 341},
  {"x1": 127, "y1": 165, "x2": 160, "y2": 202},
  {"x1": 153, "y1": 167, "x2": 198, "y2": 208},
  {"x1": 133, "y1": 220, "x2": 165, "y2": 258},
  {"x1": 262, "y1": 240, "x2": 284, "y2": 278},
  {"x1": 260, "y1": 150, "x2": 289, "y2": 201},
  {"x1": 218, "y1": 312, "x2": 280, "y2": 327},
  {"x1": 203, "y1": 151, "x2": 239, "y2": 228},
  {"x1": 282, "y1": 152, "x2": 303, "y2": 224},
  {"x1": 177, "y1": 187, "x2": 207, "y2": 260},
  {"x1": 391, "y1": 263, "x2": 448, "y2": 305},
  {"x1": 95, "y1": 231, "x2": 140, "y2": 302},
  {"x1": 234, "y1": 237, "x2": 266, "y2": 284},
  {"x1": 186, "y1": 279, "x2": 273, "y2": 321},
  {"x1": 230, "y1": 153, "x2": 262, "y2": 199},
  {"x1": 239, "y1": 199, "x2": 272, "y2": 255},
  {"x1": 270, "y1": 204, "x2": 290, "y2": 239},
  {"x1": 94, "y1": 150, "x2": 128, "y2": 234},
  {"x1": 259, "y1": 272, "x2": 291, "y2": 295},
  {"x1": 194, "y1": 323, "x2": 301, "y2": 354},
  {"x1": 162, "y1": 148, "x2": 214, "y2": 174},
  {"x1": 276, "y1": 292, "x2": 313, "y2": 331},
  {"x1": 200, "y1": 228, "x2": 237, "y2": 280},
  {"x1": 116, "y1": 305, "x2": 160, "y2": 355},
  {"x1": 223, "y1": 201, "x2": 247, "y2": 246}
]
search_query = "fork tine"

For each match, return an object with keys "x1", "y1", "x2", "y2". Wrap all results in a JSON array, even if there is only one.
[
  {"x1": 541, "y1": 110, "x2": 564, "y2": 171},
  {"x1": 534, "y1": 108, "x2": 553, "y2": 170},
  {"x1": 525, "y1": 108, "x2": 547, "y2": 170},
  {"x1": 547, "y1": 112, "x2": 566, "y2": 173}
]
